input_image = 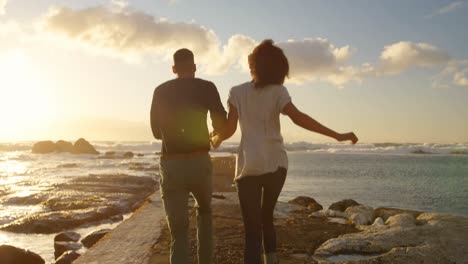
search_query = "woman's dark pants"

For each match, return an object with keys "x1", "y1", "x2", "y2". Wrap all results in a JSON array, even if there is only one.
[{"x1": 236, "y1": 167, "x2": 287, "y2": 264}]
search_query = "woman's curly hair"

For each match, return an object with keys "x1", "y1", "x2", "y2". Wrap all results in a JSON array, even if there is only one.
[{"x1": 248, "y1": 39, "x2": 289, "y2": 88}]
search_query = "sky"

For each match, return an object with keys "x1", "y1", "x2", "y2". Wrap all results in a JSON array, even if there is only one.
[{"x1": 0, "y1": 0, "x2": 467, "y2": 143}]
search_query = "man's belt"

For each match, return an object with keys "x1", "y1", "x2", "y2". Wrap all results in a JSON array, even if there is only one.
[{"x1": 160, "y1": 150, "x2": 209, "y2": 160}]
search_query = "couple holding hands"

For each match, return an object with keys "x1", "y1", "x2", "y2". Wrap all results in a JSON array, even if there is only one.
[{"x1": 150, "y1": 40, "x2": 358, "y2": 264}]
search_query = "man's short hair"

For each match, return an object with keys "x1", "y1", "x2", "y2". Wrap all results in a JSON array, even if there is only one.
[{"x1": 173, "y1": 48, "x2": 194, "y2": 67}]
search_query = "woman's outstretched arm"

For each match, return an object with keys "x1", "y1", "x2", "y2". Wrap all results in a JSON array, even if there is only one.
[{"x1": 283, "y1": 102, "x2": 358, "y2": 144}]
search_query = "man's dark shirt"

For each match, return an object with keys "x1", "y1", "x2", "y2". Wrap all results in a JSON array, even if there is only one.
[{"x1": 150, "y1": 78, "x2": 227, "y2": 155}]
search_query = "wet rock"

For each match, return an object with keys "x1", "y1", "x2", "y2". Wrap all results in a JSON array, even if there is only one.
[
  {"x1": 0, "y1": 174, "x2": 157, "y2": 234},
  {"x1": 374, "y1": 207, "x2": 421, "y2": 222},
  {"x1": 54, "y1": 241, "x2": 81, "y2": 259},
  {"x1": 56, "y1": 140, "x2": 74, "y2": 153},
  {"x1": 136, "y1": 153, "x2": 144, "y2": 157},
  {"x1": 73, "y1": 138, "x2": 99, "y2": 154},
  {"x1": 0, "y1": 245, "x2": 45, "y2": 264},
  {"x1": 55, "y1": 250, "x2": 80, "y2": 264},
  {"x1": 123, "y1": 152, "x2": 134, "y2": 158},
  {"x1": 55, "y1": 231, "x2": 81, "y2": 242},
  {"x1": 81, "y1": 229, "x2": 111, "y2": 248},
  {"x1": 32, "y1": 141, "x2": 56, "y2": 154},
  {"x1": 385, "y1": 213, "x2": 415, "y2": 227},
  {"x1": 329, "y1": 199, "x2": 360, "y2": 212},
  {"x1": 345, "y1": 205, "x2": 375, "y2": 225}
]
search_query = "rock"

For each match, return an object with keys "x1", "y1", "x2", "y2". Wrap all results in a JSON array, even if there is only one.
[
  {"x1": 54, "y1": 231, "x2": 81, "y2": 242},
  {"x1": 136, "y1": 153, "x2": 144, "y2": 157},
  {"x1": 110, "y1": 214, "x2": 124, "y2": 222},
  {"x1": 56, "y1": 140, "x2": 74, "y2": 153},
  {"x1": 314, "y1": 213, "x2": 468, "y2": 263},
  {"x1": 55, "y1": 250, "x2": 80, "y2": 264},
  {"x1": 307, "y1": 202, "x2": 323, "y2": 212},
  {"x1": 32, "y1": 141, "x2": 57, "y2": 154},
  {"x1": 345, "y1": 205, "x2": 374, "y2": 225},
  {"x1": 212, "y1": 194, "x2": 226, "y2": 200},
  {"x1": 73, "y1": 138, "x2": 99, "y2": 154},
  {"x1": 309, "y1": 209, "x2": 348, "y2": 218},
  {"x1": 372, "y1": 217, "x2": 385, "y2": 226},
  {"x1": 81, "y1": 229, "x2": 111, "y2": 248},
  {"x1": 374, "y1": 207, "x2": 421, "y2": 221},
  {"x1": 0, "y1": 245, "x2": 45, "y2": 264},
  {"x1": 385, "y1": 213, "x2": 415, "y2": 227},
  {"x1": 54, "y1": 241, "x2": 82, "y2": 259},
  {"x1": 105, "y1": 151, "x2": 116, "y2": 157},
  {"x1": 288, "y1": 196, "x2": 319, "y2": 207},
  {"x1": 329, "y1": 199, "x2": 360, "y2": 212},
  {"x1": 123, "y1": 152, "x2": 134, "y2": 158}
]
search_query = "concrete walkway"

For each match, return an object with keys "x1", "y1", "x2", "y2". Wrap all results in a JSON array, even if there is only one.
[{"x1": 74, "y1": 192, "x2": 165, "y2": 264}]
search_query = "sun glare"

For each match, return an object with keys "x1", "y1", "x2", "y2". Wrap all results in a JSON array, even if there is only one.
[{"x1": 0, "y1": 50, "x2": 53, "y2": 141}]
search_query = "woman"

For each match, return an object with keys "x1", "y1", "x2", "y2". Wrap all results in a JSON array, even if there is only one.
[{"x1": 213, "y1": 40, "x2": 358, "y2": 264}]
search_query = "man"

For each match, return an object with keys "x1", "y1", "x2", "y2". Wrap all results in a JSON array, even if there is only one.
[{"x1": 150, "y1": 48, "x2": 227, "y2": 264}]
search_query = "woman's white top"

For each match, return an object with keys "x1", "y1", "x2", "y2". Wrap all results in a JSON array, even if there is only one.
[{"x1": 228, "y1": 82, "x2": 291, "y2": 179}]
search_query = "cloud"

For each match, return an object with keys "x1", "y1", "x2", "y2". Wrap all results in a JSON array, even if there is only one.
[
  {"x1": 39, "y1": 5, "x2": 361, "y2": 85},
  {"x1": 428, "y1": 1, "x2": 464, "y2": 17},
  {"x1": 36, "y1": 5, "x2": 459, "y2": 88},
  {"x1": 433, "y1": 60, "x2": 468, "y2": 88},
  {"x1": 0, "y1": 0, "x2": 7, "y2": 15},
  {"x1": 378, "y1": 41, "x2": 450, "y2": 75},
  {"x1": 275, "y1": 38, "x2": 366, "y2": 86},
  {"x1": 40, "y1": 6, "x2": 221, "y2": 62}
]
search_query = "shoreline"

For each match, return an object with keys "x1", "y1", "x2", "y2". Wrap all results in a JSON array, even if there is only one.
[
  {"x1": 76, "y1": 190, "x2": 468, "y2": 264},
  {"x1": 74, "y1": 156, "x2": 468, "y2": 263}
]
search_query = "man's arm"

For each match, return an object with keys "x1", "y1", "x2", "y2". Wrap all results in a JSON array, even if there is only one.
[
  {"x1": 283, "y1": 102, "x2": 358, "y2": 144},
  {"x1": 150, "y1": 89, "x2": 162, "y2": 140},
  {"x1": 207, "y1": 82, "x2": 228, "y2": 135}
]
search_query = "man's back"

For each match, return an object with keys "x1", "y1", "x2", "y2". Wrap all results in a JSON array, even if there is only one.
[{"x1": 150, "y1": 77, "x2": 227, "y2": 155}]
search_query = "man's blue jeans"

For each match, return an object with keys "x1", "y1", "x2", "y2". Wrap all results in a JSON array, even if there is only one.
[{"x1": 159, "y1": 154, "x2": 213, "y2": 264}]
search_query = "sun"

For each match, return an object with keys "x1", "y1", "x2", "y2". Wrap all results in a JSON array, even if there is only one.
[{"x1": 0, "y1": 50, "x2": 54, "y2": 141}]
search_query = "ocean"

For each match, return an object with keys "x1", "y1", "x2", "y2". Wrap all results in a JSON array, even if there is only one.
[{"x1": 0, "y1": 141, "x2": 467, "y2": 262}]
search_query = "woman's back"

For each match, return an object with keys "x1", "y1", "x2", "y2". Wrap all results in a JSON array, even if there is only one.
[{"x1": 228, "y1": 82, "x2": 291, "y2": 178}]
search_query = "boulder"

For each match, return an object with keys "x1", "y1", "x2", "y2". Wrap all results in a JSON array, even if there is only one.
[
  {"x1": 385, "y1": 213, "x2": 415, "y2": 227},
  {"x1": 288, "y1": 196, "x2": 319, "y2": 207},
  {"x1": 329, "y1": 199, "x2": 360, "y2": 212},
  {"x1": 345, "y1": 205, "x2": 375, "y2": 225},
  {"x1": 123, "y1": 152, "x2": 134, "y2": 159},
  {"x1": 32, "y1": 141, "x2": 57, "y2": 154},
  {"x1": 0, "y1": 245, "x2": 45, "y2": 264},
  {"x1": 314, "y1": 213, "x2": 468, "y2": 263},
  {"x1": 55, "y1": 250, "x2": 80, "y2": 264},
  {"x1": 307, "y1": 202, "x2": 323, "y2": 212},
  {"x1": 375, "y1": 207, "x2": 421, "y2": 221},
  {"x1": 81, "y1": 229, "x2": 111, "y2": 248},
  {"x1": 54, "y1": 241, "x2": 81, "y2": 259},
  {"x1": 73, "y1": 138, "x2": 99, "y2": 154},
  {"x1": 54, "y1": 231, "x2": 81, "y2": 242},
  {"x1": 309, "y1": 209, "x2": 348, "y2": 218},
  {"x1": 372, "y1": 217, "x2": 385, "y2": 226},
  {"x1": 56, "y1": 140, "x2": 74, "y2": 153}
]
